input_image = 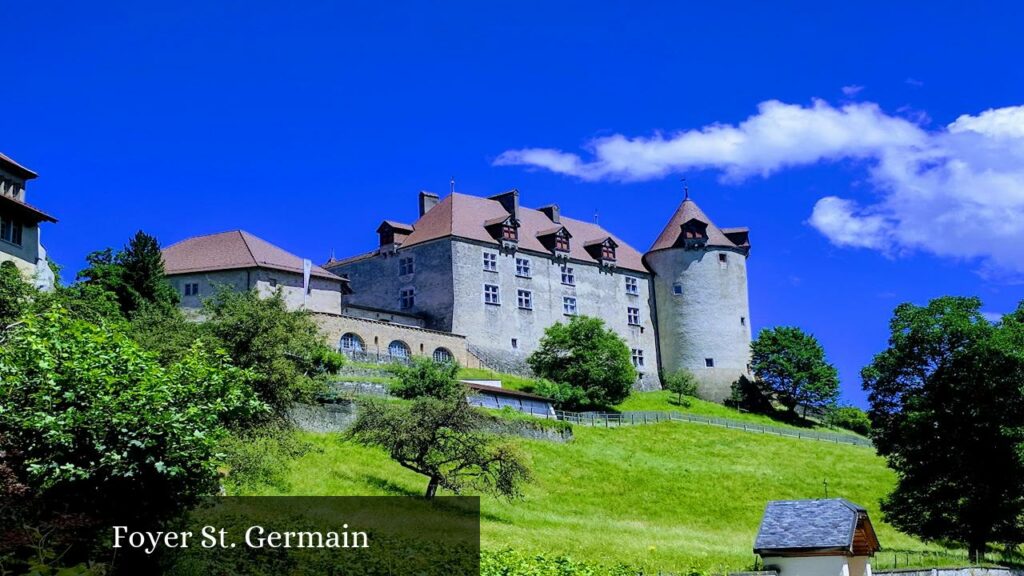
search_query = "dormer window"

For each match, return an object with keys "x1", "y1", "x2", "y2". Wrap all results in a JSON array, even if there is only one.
[
  {"x1": 485, "y1": 215, "x2": 519, "y2": 249},
  {"x1": 584, "y1": 237, "x2": 618, "y2": 266},
  {"x1": 377, "y1": 220, "x2": 414, "y2": 249},
  {"x1": 679, "y1": 218, "x2": 709, "y2": 250},
  {"x1": 538, "y1": 226, "x2": 573, "y2": 257}
]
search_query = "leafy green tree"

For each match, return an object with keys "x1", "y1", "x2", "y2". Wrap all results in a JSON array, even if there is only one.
[
  {"x1": 204, "y1": 288, "x2": 342, "y2": 413},
  {"x1": 348, "y1": 395, "x2": 530, "y2": 499},
  {"x1": 527, "y1": 316, "x2": 636, "y2": 409},
  {"x1": 750, "y1": 326, "x2": 839, "y2": 417},
  {"x1": 76, "y1": 231, "x2": 177, "y2": 317},
  {"x1": 829, "y1": 406, "x2": 871, "y2": 436},
  {"x1": 0, "y1": 261, "x2": 33, "y2": 329},
  {"x1": 0, "y1": 308, "x2": 265, "y2": 555},
  {"x1": 391, "y1": 357, "x2": 463, "y2": 400},
  {"x1": 663, "y1": 370, "x2": 699, "y2": 407},
  {"x1": 863, "y1": 296, "x2": 1024, "y2": 561}
]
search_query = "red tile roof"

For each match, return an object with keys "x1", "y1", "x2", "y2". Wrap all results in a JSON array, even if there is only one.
[
  {"x1": 647, "y1": 198, "x2": 749, "y2": 254},
  {"x1": 162, "y1": 230, "x2": 344, "y2": 281},
  {"x1": 400, "y1": 192, "x2": 648, "y2": 273},
  {"x1": 0, "y1": 152, "x2": 38, "y2": 179},
  {"x1": 0, "y1": 194, "x2": 57, "y2": 223}
]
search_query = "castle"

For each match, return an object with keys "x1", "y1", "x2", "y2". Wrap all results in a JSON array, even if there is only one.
[
  {"x1": 323, "y1": 189, "x2": 752, "y2": 401},
  {"x1": 163, "y1": 187, "x2": 751, "y2": 401}
]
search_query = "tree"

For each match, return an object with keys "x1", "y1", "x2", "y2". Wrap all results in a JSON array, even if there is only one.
[
  {"x1": 0, "y1": 307, "x2": 265, "y2": 569},
  {"x1": 390, "y1": 357, "x2": 463, "y2": 400},
  {"x1": 663, "y1": 370, "x2": 699, "y2": 407},
  {"x1": 204, "y1": 288, "x2": 343, "y2": 414},
  {"x1": 348, "y1": 396, "x2": 530, "y2": 499},
  {"x1": 863, "y1": 296, "x2": 1024, "y2": 561},
  {"x1": 527, "y1": 316, "x2": 636, "y2": 409},
  {"x1": 828, "y1": 405, "x2": 871, "y2": 436},
  {"x1": 750, "y1": 326, "x2": 839, "y2": 417},
  {"x1": 0, "y1": 261, "x2": 33, "y2": 329},
  {"x1": 76, "y1": 231, "x2": 178, "y2": 317}
]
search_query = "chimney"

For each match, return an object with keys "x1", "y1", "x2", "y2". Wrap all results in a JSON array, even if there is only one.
[
  {"x1": 489, "y1": 189, "x2": 520, "y2": 219},
  {"x1": 539, "y1": 204, "x2": 560, "y2": 224},
  {"x1": 419, "y1": 191, "x2": 440, "y2": 216}
]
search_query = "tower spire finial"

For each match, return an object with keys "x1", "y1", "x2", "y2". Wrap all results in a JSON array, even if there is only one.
[
  {"x1": 681, "y1": 177, "x2": 689, "y2": 200},
  {"x1": 450, "y1": 176, "x2": 456, "y2": 195}
]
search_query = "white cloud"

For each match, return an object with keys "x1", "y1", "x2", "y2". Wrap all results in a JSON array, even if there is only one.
[
  {"x1": 495, "y1": 99, "x2": 1024, "y2": 277},
  {"x1": 842, "y1": 85, "x2": 864, "y2": 96}
]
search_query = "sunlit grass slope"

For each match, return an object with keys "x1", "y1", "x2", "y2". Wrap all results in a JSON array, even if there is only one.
[{"x1": 239, "y1": 420, "x2": 936, "y2": 572}]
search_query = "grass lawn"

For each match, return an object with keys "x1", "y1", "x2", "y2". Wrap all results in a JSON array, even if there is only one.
[
  {"x1": 616, "y1": 391, "x2": 865, "y2": 438},
  {"x1": 237, "y1": 420, "x2": 942, "y2": 572}
]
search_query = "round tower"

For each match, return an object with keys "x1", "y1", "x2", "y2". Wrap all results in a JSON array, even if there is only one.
[{"x1": 644, "y1": 193, "x2": 752, "y2": 402}]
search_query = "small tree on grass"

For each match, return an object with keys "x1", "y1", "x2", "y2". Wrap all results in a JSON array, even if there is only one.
[
  {"x1": 527, "y1": 316, "x2": 636, "y2": 409},
  {"x1": 663, "y1": 370, "x2": 699, "y2": 407},
  {"x1": 349, "y1": 397, "x2": 531, "y2": 499},
  {"x1": 750, "y1": 326, "x2": 839, "y2": 418}
]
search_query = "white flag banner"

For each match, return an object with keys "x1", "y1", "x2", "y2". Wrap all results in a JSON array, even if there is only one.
[{"x1": 302, "y1": 258, "x2": 312, "y2": 307}]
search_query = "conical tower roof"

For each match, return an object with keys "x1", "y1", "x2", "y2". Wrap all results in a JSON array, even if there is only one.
[{"x1": 646, "y1": 196, "x2": 750, "y2": 255}]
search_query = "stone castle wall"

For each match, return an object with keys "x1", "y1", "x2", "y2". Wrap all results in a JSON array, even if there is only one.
[
  {"x1": 313, "y1": 311, "x2": 482, "y2": 368},
  {"x1": 648, "y1": 246, "x2": 752, "y2": 402}
]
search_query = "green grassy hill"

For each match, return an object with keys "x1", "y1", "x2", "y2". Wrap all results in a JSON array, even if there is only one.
[{"x1": 238, "y1": 417, "x2": 944, "y2": 573}]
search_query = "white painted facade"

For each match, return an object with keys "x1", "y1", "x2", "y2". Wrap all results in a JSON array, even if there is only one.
[{"x1": 763, "y1": 555, "x2": 873, "y2": 576}]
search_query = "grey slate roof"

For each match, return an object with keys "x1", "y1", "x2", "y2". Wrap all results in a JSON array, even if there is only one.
[{"x1": 754, "y1": 499, "x2": 865, "y2": 554}]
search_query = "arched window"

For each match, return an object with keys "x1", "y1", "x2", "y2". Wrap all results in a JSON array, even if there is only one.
[
  {"x1": 388, "y1": 340, "x2": 410, "y2": 359},
  {"x1": 432, "y1": 347, "x2": 453, "y2": 364},
  {"x1": 339, "y1": 333, "x2": 364, "y2": 353}
]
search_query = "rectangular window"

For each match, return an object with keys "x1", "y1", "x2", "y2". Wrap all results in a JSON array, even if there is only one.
[
  {"x1": 515, "y1": 257, "x2": 532, "y2": 277},
  {"x1": 0, "y1": 216, "x2": 21, "y2": 246},
  {"x1": 631, "y1": 349, "x2": 644, "y2": 368},
  {"x1": 511, "y1": 338, "x2": 518, "y2": 349},
  {"x1": 563, "y1": 296, "x2": 577, "y2": 315},
  {"x1": 400, "y1": 287, "x2": 415, "y2": 309},
  {"x1": 399, "y1": 256, "x2": 414, "y2": 276},
  {"x1": 183, "y1": 282, "x2": 200, "y2": 297},
  {"x1": 705, "y1": 358, "x2": 715, "y2": 368},
  {"x1": 483, "y1": 252, "x2": 498, "y2": 272},
  {"x1": 555, "y1": 235, "x2": 570, "y2": 252},
  {"x1": 602, "y1": 245, "x2": 615, "y2": 260},
  {"x1": 625, "y1": 277, "x2": 639, "y2": 295},
  {"x1": 502, "y1": 225, "x2": 518, "y2": 240},
  {"x1": 673, "y1": 283, "x2": 684, "y2": 295},
  {"x1": 561, "y1": 265, "x2": 575, "y2": 286},
  {"x1": 484, "y1": 284, "x2": 501, "y2": 305},
  {"x1": 517, "y1": 289, "x2": 533, "y2": 310},
  {"x1": 740, "y1": 316, "x2": 747, "y2": 326},
  {"x1": 627, "y1": 307, "x2": 641, "y2": 326},
  {"x1": 719, "y1": 253, "x2": 728, "y2": 269}
]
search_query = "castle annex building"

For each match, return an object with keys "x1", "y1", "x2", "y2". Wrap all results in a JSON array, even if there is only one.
[{"x1": 325, "y1": 189, "x2": 752, "y2": 400}]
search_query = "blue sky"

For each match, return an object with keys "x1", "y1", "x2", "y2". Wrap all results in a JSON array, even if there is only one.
[{"x1": 5, "y1": 1, "x2": 1024, "y2": 407}]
